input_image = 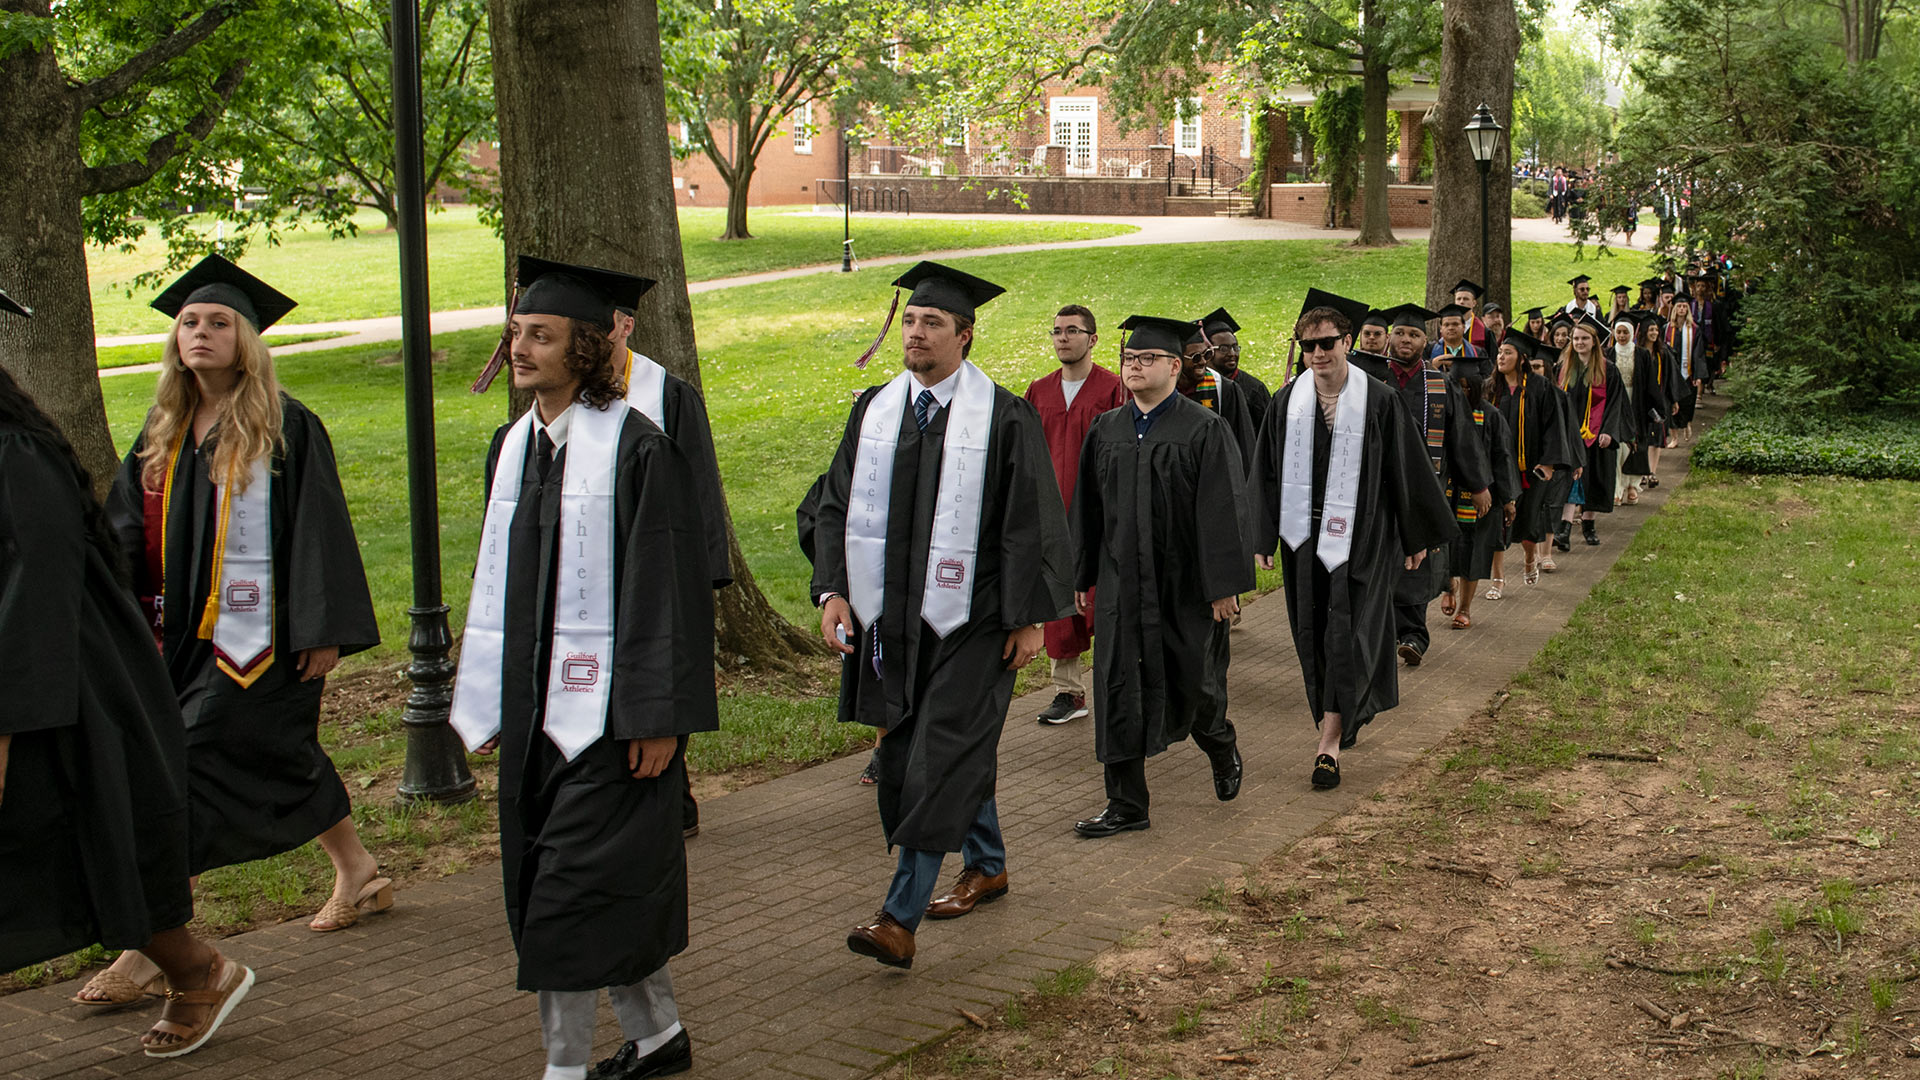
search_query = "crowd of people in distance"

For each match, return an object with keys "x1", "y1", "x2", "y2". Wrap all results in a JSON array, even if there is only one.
[{"x1": 0, "y1": 248, "x2": 1744, "y2": 1079}]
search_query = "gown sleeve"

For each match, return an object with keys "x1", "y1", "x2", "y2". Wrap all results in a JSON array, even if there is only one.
[
  {"x1": 807, "y1": 392, "x2": 874, "y2": 604},
  {"x1": 105, "y1": 433, "x2": 151, "y2": 596},
  {"x1": 1535, "y1": 380, "x2": 1575, "y2": 470},
  {"x1": 1248, "y1": 382, "x2": 1288, "y2": 559},
  {"x1": 610, "y1": 430, "x2": 719, "y2": 739},
  {"x1": 282, "y1": 401, "x2": 380, "y2": 657},
  {"x1": 665, "y1": 378, "x2": 734, "y2": 589},
  {"x1": 0, "y1": 434, "x2": 82, "y2": 735},
  {"x1": 995, "y1": 396, "x2": 1075, "y2": 629},
  {"x1": 1070, "y1": 423, "x2": 1105, "y2": 594},
  {"x1": 1220, "y1": 378, "x2": 1257, "y2": 474},
  {"x1": 1380, "y1": 393, "x2": 1457, "y2": 557},
  {"x1": 1601, "y1": 364, "x2": 1636, "y2": 446},
  {"x1": 1443, "y1": 382, "x2": 1493, "y2": 494},
  {"x1": 1487, "y1": 410, "x2": 1522, "y2": 506},
  {"x1": 1194, "y1": 416, "x2": 1256, "y2": 603}
]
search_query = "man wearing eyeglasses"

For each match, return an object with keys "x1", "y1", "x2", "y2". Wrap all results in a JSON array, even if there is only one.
[
  {"x1": 1025, "y1": 305, "x2": 1128, "y2": 726},
  {"x1": 1248, "y1": 295, "x2": 1454, "y2": 791},
  {"x1": 1070, "y1": 315, "x2": 1253, "y2": 838},
  {"x1": 1201, "y1": 308, "x2": 1270, "y2": 431},
  {"x1": 1176, "y1": 323, "x2": 1256, "y2": 468}
]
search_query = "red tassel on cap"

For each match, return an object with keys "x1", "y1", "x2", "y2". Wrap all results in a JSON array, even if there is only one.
[
  {"x1": 855, "y1": 289, "x2": 901, "y2": 370},
  {"x1": 470, "y1": 286, "x2": 521, "y2": 393}
]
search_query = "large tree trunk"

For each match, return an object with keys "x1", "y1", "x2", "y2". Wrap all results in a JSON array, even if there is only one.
[
  {"x1": 720, "y1": 113, "x2": 756, "y2": 240},
  {"x1": 1425, "y1": 0, "x2": 1519, "y2": 311},
  {"x1": 489, "y1": 0, "x2": 817, "y2": 668},
  {"x1": 0, "y1": 14, "x2": 118, "y2": 495},
  {"x1": 1354, "y1": 2, "x2": 1398, "y2": 247}
]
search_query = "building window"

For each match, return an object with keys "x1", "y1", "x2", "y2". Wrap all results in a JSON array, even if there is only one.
[
  {"x1": 1241, "y1": 109, "x2": 1254, "y2": 159},
  {"x1": 679, "y1": 121, "x2": 691, "y2": 145},
  {"x1": 943, "y1": 108, "x2": 967, "y2": 148},
  {"x1": 792, "y1": 103, "x2": 814, "y2": 155},
  {"x1": 1177, "y1": 98, "x2": 1202, "y2": 155},
  {"x1": 1049, "y1": 96, "x2": 1098, "y2": 176}
]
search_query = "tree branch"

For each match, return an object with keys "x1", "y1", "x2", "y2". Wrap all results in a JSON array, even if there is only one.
[
  {"x1": 80, "y1": 60, "x2": 249, "y2": 196},
  {"x1": 76, "y1": 1, "x2": 257, "y2": 113}
]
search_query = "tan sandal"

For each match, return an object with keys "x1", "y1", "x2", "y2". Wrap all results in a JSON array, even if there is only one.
[
  {"x1": 308, "y1": 876, "x2": 394, "y2": 932},
  {"x1": 1450, "y1": 612, "x2": 1472, "y2": 630},
  {"x1": 1484, "y1": 578, "x2": 1504, "y2": 600},
  {"x1": 72, "y1": 952, "x2": 164, "y2": 1011},
  {"x1": 142, "y1": 952, "x2": 254, "y2": 1058}
]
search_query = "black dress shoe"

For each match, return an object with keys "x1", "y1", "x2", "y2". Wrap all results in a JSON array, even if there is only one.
[
  {"x1": 1397, "y1": 641, "x2": 1423, "y2": 667},
  {"x1": 1582, "y1": 520, "x2": 1600, "y2": 546},
  {"x1": 1074, "y1": 807, "x2": 1150, "y2": 838},
  {"x1": 1311, "y1": 754, "x2": 1341, "y2": 790},
  {"x1": 1211, "y1": 747, "x2": 1243, "y2": 802},
  {"x1": 589, "y1": 1029, "x2": 693, "y2": 1080},
  {"x1": 1553, "y1": 522, "x2": 1572, "y2": 551}
]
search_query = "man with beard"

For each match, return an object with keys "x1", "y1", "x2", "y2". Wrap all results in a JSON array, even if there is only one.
[
  {"x1": 813, "y1": 262, "x2": 1073, "y2": 969},
  {"x1": 1025, "y1": 304, "x2": 1127, "y2": 726},
  {"x1": 1069, "y1": 315, "x2": 1253, "y2": 838},
  {"x1": 1178, "y1": 321, "x2": 1257, "y2": 466},
  {"x1": 1202, "y1": 307, "x2": 1271, "y2": 431},
  {"x1": 1563, "y1": 274, "x2": 1600, "y2": 318}
]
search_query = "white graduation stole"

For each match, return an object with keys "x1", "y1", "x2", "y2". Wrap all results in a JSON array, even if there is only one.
[
  {"x1": 846, "y1": 362, "x2": 995, "y2": 638},
  {"x1": 1278, "y1": 370, "x2": 1369, "y2": 570},
  {"x1": 622, "y1": 349, "x2": 667, "y2": 432},
  {"x1": 450, "y1": 400, "x2": 630, "y2": 761},
  {"x1": 191, "y1": 453, "x2": 275, "y2": 687}
]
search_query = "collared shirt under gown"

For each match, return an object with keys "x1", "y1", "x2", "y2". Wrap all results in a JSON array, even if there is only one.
[
  {"x1": 1073, "y1": 395, "x2": 1253, "y2": 765},
  {"x1": 809, "y1": 381, "x2": 1073, "y2": 853},
  {"x1": 1249, "y1": 374, "x2": 1456, "y2": 740},
  {"x1": 480, "y1": 405, "x2": 718, "y2": 992},
  {"x1": 0, "y1": 426, "x2": 193, "y2": 971},
  {"x1": 106, "y1": 396, "x2": 378, "y2": 877}
]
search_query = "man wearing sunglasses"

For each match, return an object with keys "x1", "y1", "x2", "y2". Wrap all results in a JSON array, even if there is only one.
[
  {"x1": 1201, "y1": 307, "x2": 1270, "y2": 431},
  {"x1": 1249, "y1": 295, "x2": 1455, "y2": 791},
  {"x1": 1070, "y1": 316, "x2": 1253, "y2": 838},
  {"x1": 1176, "y1": 322, "x2": 1256, "y2": 468},
  {"x1": 1025, "y1": 305, "x2": 1128, "y2": 727}
]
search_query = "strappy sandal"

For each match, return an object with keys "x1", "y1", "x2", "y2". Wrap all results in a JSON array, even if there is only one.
[
  {"x1": 72, "y1": 952, "x2": 164, "y2": 1011},
  {"x1": 1523, "y1": 561, "x2": 1540, "y2": 586},
  {"x1": 1646, "y1": 475, "x2": 1661, "y2": 488},
  {"x1": 1623, "y1": 488, "x2": 1640, "y2": 505},
  {"x1": 141, "y1": 952, "x2": 254, "y2": 1059},
  {"x1": 1539, "y1": 552, "x2": 1558, "y2": 573},
  {"x1": 1450, "y1": 612, "x2": 1472, "y2": 630},
  {"x1": 1484, "y1": 579, "x2": 1505, "y2": 600},
  {"x1": 1440, "y1": 592, "x2": 1456, "y2": 617},
  {"x1": 308, "y1": 876, "x2": 394, "y2": 932}
]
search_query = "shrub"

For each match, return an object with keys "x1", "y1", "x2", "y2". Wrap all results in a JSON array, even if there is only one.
[
  {"x1": 1511, "y1": 188, "x2": 1548, "y2": 218},
  {"x1": 1694, "y1": 407, "x2": 1920, "y2": 480}
]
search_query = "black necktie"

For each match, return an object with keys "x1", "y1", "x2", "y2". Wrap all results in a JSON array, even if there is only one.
[
  {"x1": 535, "y1": 430, "x2": 556, "y2": 482},
  {"x1": 914, "y1": 389, "x2": 937, "y2": 431}
]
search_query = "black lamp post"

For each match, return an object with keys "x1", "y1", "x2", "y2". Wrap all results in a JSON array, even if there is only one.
[
  {"x1": 390, "y1": 0, "x2": 475, "y2": 805},
  {"x1": 841, "y1": 124, "x2": 853, "y2": 272},
  {"x1": 1464, "y1": 103, "x2": 1504, "y2": 294}
]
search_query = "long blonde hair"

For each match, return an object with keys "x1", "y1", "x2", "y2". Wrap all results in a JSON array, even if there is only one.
[
  {"x1": 137, "y1": 312, "x2": 284, "y2": 493},
  {"x1": 1558, "y1": 326, "x2": 1605, "y2": 392}
]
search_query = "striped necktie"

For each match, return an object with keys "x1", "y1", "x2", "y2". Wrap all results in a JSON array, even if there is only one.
[{"x1": 914, "y1": 389, "x2": 937, "y2": 431}]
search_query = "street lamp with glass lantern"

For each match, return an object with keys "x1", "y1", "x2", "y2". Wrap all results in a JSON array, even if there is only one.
[{"x1": 1464, "y1": 103, "x2": 1504, "y2": 293}]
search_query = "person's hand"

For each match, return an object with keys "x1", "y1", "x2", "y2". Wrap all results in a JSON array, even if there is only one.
[
  {"x1": 297, "y1": 646, "x2": 340, "y2": 682},
  {"x1": 474, "y1": 735, "x2": 500, "y2": 755},
  {"x1": 1503, "y1": 501, "x2": 1517, "y2": 527},
  {"x1": 1074, "y1": 591, "x2": 1091, "y2": 617},
  {"x1": 1597, "y1": 434, "x2": 1613, "y2": 449},
  {"x1": 1671, "y1": 403, "x2": 1680, "y2": 417},
  {"x1": 1256, "y1": 554, "x2": 1274, "y2": 571},
  {"x1": 627, "y1": 736, "x2": 677, "y2": 779},
  {"x1": 820, "y1": 596, "x2": 855, "y2": 655},
  {"x1": 1472, "y1": 488, "x2": 1493, "y2": 516},
  {"x1": 0, "y1": 733, "x2": 10, "y2": 809},
  {"x1": 1405, "y1": 549, "x2": 1428, "y2": 571},
  {"x1": 1003, "y1": 624, "x2": 1043, "y2": 671},
  {"x1": 1537, "y1": 464, "x2": 1555, "y2": 480},
  {"x1": 1210, "y1": 596, "x2": 1239, "y2": 623}
]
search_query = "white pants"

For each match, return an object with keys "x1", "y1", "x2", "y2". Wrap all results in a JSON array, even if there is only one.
[{"x1": 537, "y1": 964, "x2": 679, "y2": 1067}]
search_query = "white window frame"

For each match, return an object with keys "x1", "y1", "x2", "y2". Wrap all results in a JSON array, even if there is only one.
[
  {"x1": 1177, "y1": 98, "x2": 1202, "y2": 156},
  {"x1": 1241, "y1": 109, "x2": 1253, "y2": 158},
  {"x1": 1049, "y1": 96, "x2": 1099, "y2": 176},
  {"x1": 792, "y1": 102, "x2": 814, "y2": 155}
]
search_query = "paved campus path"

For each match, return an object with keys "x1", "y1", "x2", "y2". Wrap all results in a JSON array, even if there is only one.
[
  {"x1": 2, "y1": 398, "x2": 1726, "y2": 1079},
  {"x1": 94, "y1": 213, "x2": 1601, "y2": 378}
]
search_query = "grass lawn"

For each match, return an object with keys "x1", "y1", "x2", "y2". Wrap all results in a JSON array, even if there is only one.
[
  {"x1": 885, "y1": 469, "x2": 1920, "y2": 1079},
  {"x1": 84, "y1": 206, "x2": 1137, "y2": 336}
]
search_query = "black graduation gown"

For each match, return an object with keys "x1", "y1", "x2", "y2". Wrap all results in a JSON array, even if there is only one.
[
  {"x1": 1250, "y1": 375, "x2": 1456, "y2": 740},
  {"x1": 1619, "y1": 346, "x2": 1671, "y2": 475},
  {"x1": 106, "y1": 397, "x2": 379, "y2": 876},
  {"x1": 1376, "y1": 366, "x2": 1487, "y2": 604},
  {"x1": 1228, "y1": 368, "x2": 1273, "y2": 433},
  {"x1": 810, "y1": 383, "x2": 1072, "y2": 853},
  {"x1": 0, "y1": 428, "x2": 194, "y2": 971},
  {"x1": 655, "y1": 373, "x2": 733, "y2": 589},
  {"x1": 1492, "y1": 373, "x2": 1575, "y2": 544},
  {"x1": 1450, "y1": 407, "x2": 1522, "y2": 581},
  {"x1": 1072, "y1": 396, "x2": 1254, "y2": 765},
  {"x1": 481, "y1": 407, "x2": 718, "y2": 991},
  {"x1": 1563, "y1": 362, "x2": 1634, "y2": 513},
  {"x1": 1185, "y1": 372, "x2": 1257, "y2": 472}
]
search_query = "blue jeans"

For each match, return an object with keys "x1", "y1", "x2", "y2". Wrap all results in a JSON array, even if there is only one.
[{"x1": 881, "y1": 798, "x2": 1004, "y2": 932}]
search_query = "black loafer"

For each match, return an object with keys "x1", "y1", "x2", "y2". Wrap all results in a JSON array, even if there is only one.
[
  {"x1": 589, "y1": 1028, "x2": 693, "y2": 1079},
  {"x1": 1211, "y1": 747, "x2": 1243, "y2": 802},
  {"x1": 1074, "y1": 807, "x2": 1150, "y2": 838},
  {"x1": 1397, "y1": 641, "x2": 1423, "y2": 667},
  {"x1": 1311, "y1": 754, "x2": 1341, "y2": 790}
]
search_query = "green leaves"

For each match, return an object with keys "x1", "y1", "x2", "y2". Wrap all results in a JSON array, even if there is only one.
[{"x1": 1694, "y1": 408, "x2": 1920, "y2": 481}]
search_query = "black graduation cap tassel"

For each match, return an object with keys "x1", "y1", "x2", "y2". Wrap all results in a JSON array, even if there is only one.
[
  {"x1": 471, "y1": 285, "x2": 521, "y2": 394},
  {"x1": 855, "y1": 289, "x2": 901, "y2": 370}
]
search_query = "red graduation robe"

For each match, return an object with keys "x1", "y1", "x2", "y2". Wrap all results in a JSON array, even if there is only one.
[{"x1": 1025, "y1": 364, "x2": 1128, "y2": 660}]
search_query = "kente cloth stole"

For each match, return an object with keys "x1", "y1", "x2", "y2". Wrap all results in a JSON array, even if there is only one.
[
  {"x1": 1446, "y1": 408, "x2": 1487, "y2": 524},
  {"x1": 1278, "y1": 374, "x2": 1368, "y2": 571},
  {"x1": 1191, "y1": 368, "x2": 1221, "y2": 412},
  {"x1": 622, "y1": 349, "x2": 668, "y2": 432},
  {"x1": 160, "y1": 431, "x2": 275, "y2": 687},
  {"x1": 450, "y1": 400, "x2": 630, "y2": 761},
  {"x1": 1422, "y1": 370, "x2": 1449, "y2": 472},
  {"x1": 846, "y1": 362, "x2": 995, "y2": 639}
]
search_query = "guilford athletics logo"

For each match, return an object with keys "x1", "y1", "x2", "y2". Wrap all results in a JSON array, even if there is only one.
[
  {"x1": 225, "y1": 580, "x2": 262, "y2": 612},
  {"x1": 560, "y1": 652, "x2": 600, "y2": 691},
  {"x1": 935, "y1": 558, "x2": 967, "y2": 589},
  {"x1": 1325, "y1": 517, "x2": 1350, "y2": 537}
]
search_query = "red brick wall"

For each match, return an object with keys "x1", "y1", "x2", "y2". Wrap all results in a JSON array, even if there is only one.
[
  {"x1": 1266, "y1": 183, "x2": 1434, "y2": 228},
  {"x1": 671, "y1": 111, "x2": 845, "y2": 209},
  {"x1": 853, "y1": 175, "x2": 1171, "y2": 216}
]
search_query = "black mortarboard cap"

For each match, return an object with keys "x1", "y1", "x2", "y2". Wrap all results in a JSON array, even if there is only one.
[
  {"x1": 150, "y1": 254, "x2": 298, "y2": 330},
  {"x1": 1200, "y1": 307, "x2": 1240, "y2": 336},
  {"x1": 1183, "y1": 320, "x2": 1206, "y2": 346},
  {"x1": 1610, "y1": 284, "x2": 1633, "y2": 295},
  {"x1": 1638, "y1": 277, "x2": 1664, "y2": 290},
  {"x1": 0, "y1": 287, "x2": 29, "y2": 319},
  {"x1": 890, "y1": 260, "x2": 1004, "y2": 321},
  {"x1": 1567, "y1": 273, "x2": 1593, "y2": 286},
  {"x1": 1378, "y1": 302, "x2": 1436, "y2": 331},
  {"x1": 1298, "y1": 288, "x2": 1370, "y2": 332},
  {"x1": 1362, "y1": 309, "x2": 1390, "y2": 328},
  {"x1": 1499, "y1": 329, "x2": 1544, "y2": 356},
  {"x1": 1118, "y1": 315, "x2": 1196, "y2": 356},
  {"x1": 1577, "y1": 311, "x2": 1613, "y2": 338},
  {"x1": 1450, "y1": 278, "x2": 1485, "y2": 299},
  {"x1": 514, "y1": 255, "x2": 652, "y2": 330},
  {"x1": 1434, "y1": 302, "x2": 1473, "y2": 321},
  {"x1": 1548, "y1": 309, "x2": 1576, "y2": 326},
  {"x1": 1521, "y1": 306, "x2": 1545, "y2": 319}
]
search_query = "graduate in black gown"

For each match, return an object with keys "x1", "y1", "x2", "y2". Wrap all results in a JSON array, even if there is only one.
[
  {"x1": 1202, "y1": 307, "x2": 1271, "y2": 432},
  {"x1": 451, "y1": 258, "x2": 715, "y2": 1080},
  {"x1": 1443, "y1": 368, "x2": 1520, "y2": 630},
  {"x1": 813, "y1": 262, "x2": 1073, "y2": 969},
  {"x1": 1558, "y1": 313, "x2": 1635, "y2": 546},
  {"x1": 101, "y1": 257, "x2": 385, "y2": 952},
  {"x1": 1250, "y1": 296, "x2": 1455, "y2": 789},
  {"x1": 1487, "y1": 331, "x2": 1574, "y2": 586},
  {"x1": 1543, "y1": 312, "x2": 1580, "y2": 559},
  {"x1": 1178, "y1": 321, "x2": 1257, "y2": 466},
  {"x1": 1069, "y1": 316, "x2": 1253, "y2": 839},
  {"x1": 1607, "y1": 312, "x2": 1668, "y2": 505},
  {"x1": 0, "y1": 303, "x2": 254, "y2": 1060}
]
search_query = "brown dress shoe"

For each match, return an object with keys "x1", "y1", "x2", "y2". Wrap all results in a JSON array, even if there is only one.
[
  {"x1": 924, "y1": 866, "x2": 1009, "y2": 920},
  {"x1": 847, "y1": 911, "x2": 915, "y2": 968}
]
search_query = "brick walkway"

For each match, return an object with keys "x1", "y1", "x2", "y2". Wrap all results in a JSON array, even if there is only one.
[{"x1": 0, "y1": 399, "x2": 1724, "y2": 1080}]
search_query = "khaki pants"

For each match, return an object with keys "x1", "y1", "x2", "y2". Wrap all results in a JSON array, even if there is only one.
[{"x1": 1050, "y1": 654, "x2": 1086, "y2": 696}]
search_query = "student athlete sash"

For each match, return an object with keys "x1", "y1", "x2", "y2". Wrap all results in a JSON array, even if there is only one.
[
  {"x1": 847, "y1": 362, "x2": 994, "y2": 638},
  {"x1": 450, "y1": 400, "x2": 630, "y2": 761},
  {"x1": 1278, "y1": 371, "x2": 1368, "y2": 570},
  {"x1": 622, "y1": 349, "x2": 668, "y2": 432},
  {"x1": 159, "y1": 433, "x2": 275, "y2": 687}
]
